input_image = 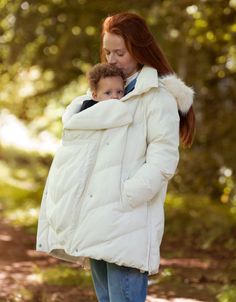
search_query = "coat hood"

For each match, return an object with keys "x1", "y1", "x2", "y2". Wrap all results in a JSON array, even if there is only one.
[{"x1": 160, "y1": 73, "x2": 194, "y2": 114}]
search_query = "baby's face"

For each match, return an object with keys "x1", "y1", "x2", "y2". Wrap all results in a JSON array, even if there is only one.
[{"x1": 93, "y1": 76, "x2": 124, "y2": 101}]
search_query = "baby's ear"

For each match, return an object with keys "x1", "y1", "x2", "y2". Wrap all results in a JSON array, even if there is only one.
[{"x1": 92, "y1": 91, "x2": 97, "y2": 100}]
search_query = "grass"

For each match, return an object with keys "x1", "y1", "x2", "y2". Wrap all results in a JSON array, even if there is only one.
[{"x1": 33, "y1": 264, "x2": 92, "y2": 287}]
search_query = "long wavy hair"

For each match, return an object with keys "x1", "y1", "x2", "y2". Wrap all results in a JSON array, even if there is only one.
[{"x1": 100, "y1": 12, "x2": 195, "y2": 147}]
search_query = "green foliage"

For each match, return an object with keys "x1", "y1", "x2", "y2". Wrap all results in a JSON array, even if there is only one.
[
  {"x1": 157, "y1": 267, "x2": 180, "y2": 284},
  {"x1": 165, "y1": 194, "x2": 236, "y2": 253},
  {"x1": 0, "y1": 146, "x2": 51, "y2": 231},
  {"x1": 34, "y1": 264, "x2": 92, "y2": 287},
  {"x1": 217, "y1": 286, "x2": 236, "y2": 302},
  {"x1": 3, "y1": 204, "x2": 39, "y2": 233},
  {"x1": 11, "y1": 287, "x2": 33, "y2": 302}
]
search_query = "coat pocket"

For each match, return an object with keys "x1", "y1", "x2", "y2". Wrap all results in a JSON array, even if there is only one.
[
  {"x1": 120, "y1": 176, "x2": 148, "y2": 209},
  {"x1": 120, "y1": 177, "x2": 148, "y2": 229}
]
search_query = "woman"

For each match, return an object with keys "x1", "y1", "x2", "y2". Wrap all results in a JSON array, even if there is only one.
[{"x1": 37, "y1": 12, "x2": 195, "y2": 302}]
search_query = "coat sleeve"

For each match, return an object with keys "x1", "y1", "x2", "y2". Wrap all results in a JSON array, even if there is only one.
[{"x1": 122, "y1": 89, "x2": 180, "y2": 209}]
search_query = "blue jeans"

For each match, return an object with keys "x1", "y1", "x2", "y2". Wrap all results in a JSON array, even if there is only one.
[{"x1": 89, "y1": 258, "x2": 148, "y2": 302}]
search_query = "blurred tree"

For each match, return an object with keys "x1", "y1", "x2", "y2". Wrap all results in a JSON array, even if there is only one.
[{"x1": 0, "y1": 0, "x2": 235, "y2": 203}]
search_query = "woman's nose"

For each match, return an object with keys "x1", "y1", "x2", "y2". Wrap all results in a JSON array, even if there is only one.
[{"x1": 107, "y1": 54, "x2": 116, "y2": 64}]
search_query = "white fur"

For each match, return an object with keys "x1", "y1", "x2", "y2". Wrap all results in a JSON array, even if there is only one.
[{"x1": 161, "y1": 74, "x2": 194, "y2": 113}]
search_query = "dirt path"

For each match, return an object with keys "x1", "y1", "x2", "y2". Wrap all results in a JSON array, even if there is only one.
[
  {"x1": 0, "y1": 218, "x2": 97, "y2": 301},
  {"x1": 0, "y1": 219, "x2": 223, "y2": 302}
]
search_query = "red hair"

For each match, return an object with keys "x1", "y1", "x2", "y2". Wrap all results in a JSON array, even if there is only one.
[{"x1": 101, "y1": 12, "x2": 195, "y2": 147}]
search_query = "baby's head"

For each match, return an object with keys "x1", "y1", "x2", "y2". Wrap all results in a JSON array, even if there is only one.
[{"x1": 87, "y1": 63, "x2": 125, "y2": 101}]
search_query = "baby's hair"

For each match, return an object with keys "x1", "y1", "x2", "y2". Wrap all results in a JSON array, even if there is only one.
[{"x1": 87, "y1": 63, "x2": 126, "y2": 92}]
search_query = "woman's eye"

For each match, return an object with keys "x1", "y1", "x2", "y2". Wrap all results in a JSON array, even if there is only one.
[{"x1": 105, "y1": 91, "x2": 111, "y2": 95}]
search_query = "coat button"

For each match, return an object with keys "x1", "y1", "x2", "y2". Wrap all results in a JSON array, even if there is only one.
[
  {"x1": 38, "y1": 243, "x2": 42, "y2": 248},
  {"x1": 90, "y1": 194, "x2": 93, "y2": 198},
  {"x1": 106, "y1": 142, "x2": 109, "y2": 145}
]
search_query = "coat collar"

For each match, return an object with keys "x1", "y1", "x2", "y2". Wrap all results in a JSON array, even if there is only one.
[
  {"x1": 122, "y1": 66, "x2": 194, "y2": 113},
  {"x1": 121, "y1": 66, "x2": 159, "y2": 101},
  {"x1": 63, "y1": 99, "x2": 132, "y2": 130}
]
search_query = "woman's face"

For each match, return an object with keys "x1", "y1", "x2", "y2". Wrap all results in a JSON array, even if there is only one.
[{"x1": 103, "y1": 32, "x2": 138, "y2": 78}]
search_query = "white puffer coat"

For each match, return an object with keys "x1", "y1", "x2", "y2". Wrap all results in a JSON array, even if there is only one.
[{"x1": 36, "y1": 66, "x2": 194, "y2": 275}]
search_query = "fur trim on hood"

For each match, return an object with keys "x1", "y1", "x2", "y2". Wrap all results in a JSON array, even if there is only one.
[{"x1": 161, "y1": 74, "x2": 195, "y2": 114}]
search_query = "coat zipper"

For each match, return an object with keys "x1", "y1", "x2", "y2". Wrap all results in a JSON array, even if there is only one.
[{"x1": 146, "y1": 202, "x2": 151, "y2": 272}]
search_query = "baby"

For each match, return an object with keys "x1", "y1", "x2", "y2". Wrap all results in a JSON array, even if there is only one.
[{"x1": 79, "y1": 63, "x2": 126, "y2": 112}]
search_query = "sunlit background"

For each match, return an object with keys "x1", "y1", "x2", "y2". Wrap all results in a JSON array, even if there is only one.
[{"x1": 0, "y1": 0, "x2": 236, "y2": 301}]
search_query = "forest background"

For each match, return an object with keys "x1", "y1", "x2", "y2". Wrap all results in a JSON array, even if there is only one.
[{"x1": 0, "y1": 0, "x2": 236, "y2": 301}]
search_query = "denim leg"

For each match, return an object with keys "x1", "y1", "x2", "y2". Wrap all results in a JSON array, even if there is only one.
[
  {"x1": 89, "y1": 258, "x2": 109, "y2": 302},
  {"x1": 107, "y1": 262, "x2": 148, "y2": 302}
]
